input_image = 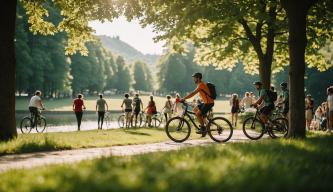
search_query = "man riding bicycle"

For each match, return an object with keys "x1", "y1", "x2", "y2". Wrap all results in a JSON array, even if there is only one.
[
  {"x1": 182, "y1": 72, "x2": 214, "y2": 135},
  {"x1": 251, "y1": 81, "x2": 275, "y2": 125},
  {"x1": 28, "y1": 90, "x2": 45, "y2": 126}
]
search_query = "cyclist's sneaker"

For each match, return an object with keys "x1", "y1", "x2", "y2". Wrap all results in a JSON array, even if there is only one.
[{"x1": 196, "y1": 126, "x2": 207, "y2": 135}]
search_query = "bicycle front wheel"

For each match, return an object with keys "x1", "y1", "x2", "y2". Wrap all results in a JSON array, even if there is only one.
[
  {"x1": 151, "y1": 117, "x2": 162, "y2": 128},
  {"x1": 36, "y1": 117, "x2": 47, "y2": 133},
  {"x1": 20, "y1": 117, "x2": 32, "y2": 134},
  {"x1": 270, "y1": 117, "x2": 288, "y2": 138},
  {"x1": 207, "y1": 117, "x2": 233, "y2": 142},
  {"x1": 165, "y1": 117, "x2": 191, "y2": 143},
  {"x1": 242, "y1": 117, "x2": 264, "y2": 140}
]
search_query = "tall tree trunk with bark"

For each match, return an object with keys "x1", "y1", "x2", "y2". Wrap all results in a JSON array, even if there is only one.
[
  {"x1": 0, "y1": 0, "x2": 18, "y2": 141},
  {"x1": 281, "y1": 0, "x2": 317, "y2": 138}
]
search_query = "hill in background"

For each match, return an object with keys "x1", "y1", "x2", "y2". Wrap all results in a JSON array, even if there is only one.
[{"x1": 98, "y1": 35, "x2": 161, "y2": 66}]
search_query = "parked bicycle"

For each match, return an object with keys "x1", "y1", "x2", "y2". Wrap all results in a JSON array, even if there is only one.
[
  {"x1": 118, "y1": 112, "x2": 132, "y2": 128},
  {"x1": 104, "y1": 112, "x2": 111, "y2": 129},
  {"x1": 20, "y1": 108, "x2": 47, "y2": 133},
  {"x1": 165, "y1": 101, "x2": 233, "y2": 143},
  {"x1": 242, "y1": 107, "x2": 288, "y2": 140}
]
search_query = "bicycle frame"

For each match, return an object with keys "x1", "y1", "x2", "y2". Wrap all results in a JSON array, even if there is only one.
[{"x1": 179, "y1": 103, "x2": 203, "y2": 131}]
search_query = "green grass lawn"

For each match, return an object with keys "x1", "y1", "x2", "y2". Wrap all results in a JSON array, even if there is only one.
[
  {"x1": 0, "y1": 128, "x2": 173, "y2": 155},
  {"x1": 1, "y1": 133, "x2": 332, "y2": 192}
]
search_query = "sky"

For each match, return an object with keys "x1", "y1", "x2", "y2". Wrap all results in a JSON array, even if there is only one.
[{"x1": 89, "y1": 17, "x2": 165, "y2": 55}]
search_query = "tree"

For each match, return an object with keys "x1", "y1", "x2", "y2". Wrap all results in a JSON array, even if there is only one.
[
  {"x1": 133, "y1": 61, "x2": 149, "y2": 91},
  {"x1": 114, "y1": 56, "x2": 131, "y2": 92},
  {"x1": 281, "y1": 0, "x2": 333, "y2": 138},
  {"x1": 0, "y1": 1, "x2": 17, "y2": 140}
]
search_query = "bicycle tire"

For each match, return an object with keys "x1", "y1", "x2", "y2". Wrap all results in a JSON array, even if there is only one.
[
  {"x1": 270, "y1": 117, "x2": 288, "y2": 138},
  {"x1": 242, "y1": 117, "x2": 265, "y2": 140},
  {"x1": 36, "y1": 117, "x2": 47, "y2": 133},
  {"x1": 20, "y1": 117, "x2": 32, "y2": 134},
  {"x1": 151, "y1": 117, "x2": 161, "y2": 128},
  {"x1": 207, "y1": 117, "x2": 233, "y2": 142},
  {"x1": 165, "y1": 117, "x2": 191, "y2": 143}
]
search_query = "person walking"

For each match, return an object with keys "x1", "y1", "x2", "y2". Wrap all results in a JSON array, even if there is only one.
[
  {"x1": 162, "y1": 95, "x2": 173, "y2": 122},
  {"x1": 241, "y1": 92, "x2": 253, "y2": 111},
  {"x1": 279, "y1": 82, "x2": 289, "y2": 118},
  {"x1": 73, "y1": 94, "x2": 86, "y2": 131},
  {"x1": 174, "y1": 93, "x2": 183, "y2": 116},
  {"x1": 305, "y1": 94, "x2": 314, "y2": 130},
  {"x1": 327, "y1": 86, "x2": 333, "y2": 132},
  {"x1": 146, "y1": 95, "x2": 157, "y2": 127},
  {"x1": 96, "y1": 94, "x2": 108, "y2": 129},
  {"x1": 230, "y1": 94, "x2": 240, "y2": 127}
]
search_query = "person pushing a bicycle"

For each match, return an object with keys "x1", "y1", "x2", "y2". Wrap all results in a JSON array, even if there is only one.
[
  {"x1": 28, "y1": 90, "x2": 45, "y2": 125},
  {"x1": 181, "y1": 72, "x2": 215, "y2": 136}
]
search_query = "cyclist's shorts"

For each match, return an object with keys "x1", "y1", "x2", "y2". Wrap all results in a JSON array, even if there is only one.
[
  {"x1": 29, "y1": 107, "x2": 38, "y2": 115},
  {"x1": 199, "y1": 103, "x2": 214, "y2": 116},
  {"x1": 125, "y1": 109, "x2": 133, "y2": 113},
  {"x1": 260, "y1": 105, "x2": 274, "y2": 115}
]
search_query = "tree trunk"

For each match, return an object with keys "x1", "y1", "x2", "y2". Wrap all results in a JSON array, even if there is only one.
[
  {"x1": 0, "y1": 0, "x2": 18, "y2": 141},
  {"x1": 259, "y1": 59, "x2": 272, "y2": 89},
  {"x1": 282, "y1": 0, "x2": 315, "y2": 138}
]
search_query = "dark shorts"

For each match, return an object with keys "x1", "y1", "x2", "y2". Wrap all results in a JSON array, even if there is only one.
[
  {"x1": 29, "y1": 107, "x2": 38, "y2": 116},
  {"x1": 199, "y1": 103, "x2": 214, "y2": 116},
  {"x1": 231, "y1": 106, "x2": 239, "y2": 114},
  {"x1": 260, "y1": 105, "x2": 274, "y2": 115},
  {"x1": 98, "y1": 111, "x2": 105, "y2": 117},
  {"x1": 125, "y1": 109, "x2": 132, "y2": 113}
]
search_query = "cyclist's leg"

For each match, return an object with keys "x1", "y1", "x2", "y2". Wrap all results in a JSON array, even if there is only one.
[
  {"x1": 259, "y1": 106, "x2": 273, "y2": 124},
  {"x1": 97, "y1": 112, "x2": 101, "y2": 128},
  {"x1": 100, "y1": 112, "x2": 105, "y2": 129}
]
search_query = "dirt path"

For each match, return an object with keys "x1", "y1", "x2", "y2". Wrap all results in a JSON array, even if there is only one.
[{"x1": 0, "y1": 130, "x2": 255, "y2": 173}]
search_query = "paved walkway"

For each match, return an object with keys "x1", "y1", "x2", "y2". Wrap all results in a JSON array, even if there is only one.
[{"x1": 0, "y1": 130, "x2": 254, "y2": 173}]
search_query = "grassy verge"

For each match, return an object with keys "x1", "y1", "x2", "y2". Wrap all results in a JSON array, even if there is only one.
[
  {"x1": 1, "y1": 133, "x2": 332, "y2": 192},
  {"x1": 0, "y1": 128, "x2": 174, "y2": 155}
]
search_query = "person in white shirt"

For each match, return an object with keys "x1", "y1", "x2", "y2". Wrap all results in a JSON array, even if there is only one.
[
  {"x1": 241, "y1": 92, "x2": 253, "y2": 110},
  {"x1": 327, "y1": 86, "x2": 333, "y2": 132},
  {"x1": 28, "y1": 90, "x2": 45, "y2": 125}
]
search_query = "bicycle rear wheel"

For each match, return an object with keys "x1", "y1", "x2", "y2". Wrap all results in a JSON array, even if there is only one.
[
  {"x1": 151, "y1": 116, "x2": 162, "y2": 128},
  {"x1": 20, "y1": 117, "x2": 32, "y2": 134},
  {"x1": 36, "y1": 117, "x2": 47, "y2": 133},
  {"x1": 270, "y1": 117, "x2": 288, "y2": 138},
  {"x1": 242, "y1": 117, "x2": 265, "y2": 140},
  {"x1": 104, "y1": 113, "x2": 111, "y2": 129},
  {"x1": 165, "y1": 117, "x2": 191, "y2": 143},
  {"x1": 207, "y1": 117, "x2": 233, "y2": 142}
]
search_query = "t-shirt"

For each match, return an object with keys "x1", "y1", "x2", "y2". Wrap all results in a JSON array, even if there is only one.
[
  {"x1": 283, "y1": 90, "x2": 289, "y2": 105},
  {"x1": 197, "y1": 82, "x2": 214, "y2": 104},
  {"x1": 133, "y1": 97, "x2": 142, "y2": 110},
  {"x1": 29, "y1": 95, "x2": 41, "y2": 108},
  {"x1": 73, "y1": 98, "x2": 84, "y2": 112},
  {"x1": 259, "y1": 89, "x2": 273, "y2": 107},
  {"x1": 123, "y1": 98, "x2": 132, "y2": 110},
  {"x1": 96, "y1": 98, "x2": 107, "y2": 112},
  {"x1": 327, "y1": 95, "x2": 333, "y2": 112}
]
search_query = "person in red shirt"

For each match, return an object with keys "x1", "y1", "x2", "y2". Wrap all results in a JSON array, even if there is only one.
[
  {"x1": 182, "y1": 72, "x2": 214, "y2": 135},
  {"x1": 72, "y1": 94, "x2": 86, "y2": 131}
]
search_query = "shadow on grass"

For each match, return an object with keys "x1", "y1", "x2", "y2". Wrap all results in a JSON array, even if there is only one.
[
  {"x1": 2, "y1": 134, "x2": 333, "y2": 192},
  {"x1": 124, "y1": 130, "x2": 151, "y2": 136},
  {"x1": 0, "y1": 137, "x2": 71, "y2": 156}
]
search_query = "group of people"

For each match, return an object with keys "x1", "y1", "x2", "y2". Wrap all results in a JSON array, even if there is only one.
[
  {"x1": 28, "y1": 72, "x2": 332, "y2": 134},
  {"x1": 307, "y1": 86, "x2": 333, "y2": 132},
  {"x1": 229, "y1": 82, "x2": 289, "y2": 127}
]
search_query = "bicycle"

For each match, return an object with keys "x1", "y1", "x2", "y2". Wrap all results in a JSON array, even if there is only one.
[
  {"x1": 137, "y1": 112, "x2": 161, "y2": 128},
  {"x1": 20, "y1": 108, "x2": 47, "y2": 133},
  {"x1": 165, "y1": 101, "x2": 233, "y2": 143},
  {"x1": 118, "y1": 111, "x2": 132, "y2": 128},
  {"x1": 104, "y1": 112, "x2": 111, "y2": 129},
  {"x1": 242, "y1": 107, "x2": 288, "y2": 140}
]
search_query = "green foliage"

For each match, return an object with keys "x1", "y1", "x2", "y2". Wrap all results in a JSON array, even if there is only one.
[
  {"x1": 158, "y1": 49, "x2": 258, "y2": 95},
  {"x1": 133, "y1": 61, "x2": 152, "y2": 91},
  {"x1": 114, "y1": 56, "x2": 131, "y2": 92},
  {"x1": 1, "y1": 134, "x2": 333, "y2": 191}
]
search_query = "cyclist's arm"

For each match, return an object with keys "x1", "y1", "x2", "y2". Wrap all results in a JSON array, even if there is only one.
[
  {"x1": 39, "y1": 100, "x2": 44, "y2": 109},
  {"x1": 120, "y1": 100, "x2": 124, "y2": 108},
  {"x1": 105, "y1": 102, "x2": 109, "y2": 111},
  {"x1": 96, "y1": 102, "x2": 98, "y2": 112},
  {"x1": 141, "y1": 100, "x2": 144, "y2": 110},
  {"x1": 72, "y1": 102, "x2": 75, "y2": 111},
  {"x1": 253, "y1": 96, "x2": 264, "y2": 106},
  {"x1": 184, "y1": 88, "x2": 200, "y2": 100}
]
